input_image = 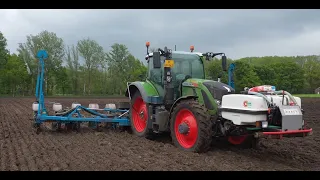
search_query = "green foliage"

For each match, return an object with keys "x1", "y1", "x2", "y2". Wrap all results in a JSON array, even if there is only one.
[
  {"x1": 0, "y1": 31, "x2": 9, "y2": 69},
  {"x1": 304, "y1": 58, "x2": 320, "y2": 92},
  {"x1": 0, "y1": 30, "x2": 319, "y2": 96},
  {"x1": 270, "y1": 61, "x2": 305, "y2": 93},
  {"x1": 77, "y1": 38, "x2": 105, "y2": 95},
  {"x1": 203, "y1": 55, "x2": 320, "y2": 94},
  {"x1": 233, "y1": 61, "x2": 262, "y2": 93},
  {"x1": 0, "y1": 54, "x2": 29, "y2": 96},
  {"x1": 204, "y1": 57, "x2": 233, "y2": 84}
]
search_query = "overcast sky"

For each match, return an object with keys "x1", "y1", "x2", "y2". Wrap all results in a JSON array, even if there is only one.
[{"x1": 1, "y1": 9, "x2": 320, "y2": 61}]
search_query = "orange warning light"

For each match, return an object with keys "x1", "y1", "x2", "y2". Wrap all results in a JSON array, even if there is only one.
[
  {"x1": 190, "y1": 45, "x2": 194, "y2": 52},
  {"x1": 146, "y1": 42, "x2": 150, "y2": 47}
]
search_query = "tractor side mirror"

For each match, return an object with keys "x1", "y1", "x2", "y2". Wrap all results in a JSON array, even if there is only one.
[
  {"x1": 206, "y1": 55, "x2": 210, "y2": 61},
  {"x1": 222, "y1": 55, "x2": 227, "y2": 71},
  {"x1": 153, "y1": 52, "x2": 161, "y2": 68}
]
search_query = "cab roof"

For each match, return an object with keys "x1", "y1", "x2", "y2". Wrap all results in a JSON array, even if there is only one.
[{"x1": 145, "y1": 51, "x2": 203, "y2": 58}]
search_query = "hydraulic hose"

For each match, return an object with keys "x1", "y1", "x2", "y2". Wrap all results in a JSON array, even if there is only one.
[
  {"x1": 273, "y1": 90, "x2": 299, "y2": 106},
  {"x1": 247, "y1": 91, "x2": 273, "y2": 106}
]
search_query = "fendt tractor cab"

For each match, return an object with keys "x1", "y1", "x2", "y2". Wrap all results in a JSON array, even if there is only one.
[{"x1": 125, "y1": 42, "x2": 235, "y2": 152}]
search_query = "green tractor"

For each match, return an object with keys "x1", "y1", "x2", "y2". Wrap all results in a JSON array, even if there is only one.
[
  {"x1": 125, "y1": 42, "x2": 313, "y2": 153},
  {"x1": 125, "y1": 42, "x2": 233, "y2": 152}
]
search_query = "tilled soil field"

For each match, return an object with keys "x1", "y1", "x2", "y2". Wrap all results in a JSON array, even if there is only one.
[{"x1": 0, "y1": 97, "x2": 319, "y2": 171}]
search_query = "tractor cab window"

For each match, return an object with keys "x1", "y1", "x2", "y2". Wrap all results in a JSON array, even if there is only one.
[
  {"x1": 147, "y1": 53, "x2": 204, "y2": 88},
  {"x1": 191, "y1": 59, "x2": 204, "y2": 78},
  {"x1": 171, "y1": 53, "x2": 205, "y2": 81},
  {"x1": 147, "y1": 56, "x2": 165, "y2": 85}
]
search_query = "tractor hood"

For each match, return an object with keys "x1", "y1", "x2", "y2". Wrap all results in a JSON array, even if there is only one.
[
  {"x1": 202, "y1": 80, "x2": 235, "y2": 101},
  {"x1": 183, "y1": 79, "x2": 235, "y2": 101}
]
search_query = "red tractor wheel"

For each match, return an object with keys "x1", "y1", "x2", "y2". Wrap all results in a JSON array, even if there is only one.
[
  {"x1": 130, "y1": 91, "x2": 154, "y2": 139},
  {"x1": 170, "y1": 99, "x2": 213, "y2": 153},
  {"x1": 228, "y1": 135, "x2": 248, "y2": 145},
  {"x1": 228, "y1": 135, "x2": 259, "y2": 149}
]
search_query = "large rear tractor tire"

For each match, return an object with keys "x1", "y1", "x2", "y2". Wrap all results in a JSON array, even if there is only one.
[
  {"x1": 170, "y1": 99, "x2": 213, "y2": 153},
  {"x1": 130, "y1": 91, "x2": 154, "y2": 139}
]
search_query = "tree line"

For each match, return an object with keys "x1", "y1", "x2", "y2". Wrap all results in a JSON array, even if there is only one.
[
  {"x1": 0, "y1": 30, "x2": 147, "y2": 96},
  {"x1": 206, "y1": 55, "x2": 320, "y2": 94},
  {"x1": 0, "y1": 30, "x2": 319, "y2": 97}
]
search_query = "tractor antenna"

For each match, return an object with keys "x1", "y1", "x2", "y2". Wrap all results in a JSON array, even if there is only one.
[{"x1": 175, "y1": 45, "x2": 176, "y2": 51}]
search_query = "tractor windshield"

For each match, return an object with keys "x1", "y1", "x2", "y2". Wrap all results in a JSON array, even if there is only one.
[
  {"x1": 147, "y1": 52, "x2": 204, "y2": 92},
  {"x1": 171, "y1": 53, "x2": 205, "y2": 80}
]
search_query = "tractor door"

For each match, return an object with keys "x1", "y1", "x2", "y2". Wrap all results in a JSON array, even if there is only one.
[
  {"x1": 171, "y1": 60, "x2": 192, "y2": 99},
  {"x1": 147, "y1": 56, "x2": 165, "y2": 97}
]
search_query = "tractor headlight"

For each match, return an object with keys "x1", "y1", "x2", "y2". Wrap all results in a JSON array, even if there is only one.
[{"x1": 262, "y1": 121, "x2": 268, "y2": 128}]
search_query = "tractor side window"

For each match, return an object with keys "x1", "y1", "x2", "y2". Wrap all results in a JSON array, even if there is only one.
[
  {"x1": 191, "y1": 59, "x2": 204, "y2": 79},
  {"x1": 147, "y1": 57, "x2": 162, "y2": 85},
  {"x1": 181, "y1": 61, "x2": 190, "y2": 74}
]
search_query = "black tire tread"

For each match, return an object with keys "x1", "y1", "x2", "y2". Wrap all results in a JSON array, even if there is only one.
[
  {"x1": 130, "y1": 91, "x2": 154, "y2": 139},
  {"x1": 170, "y1": 99, "x2": 213, "y2": 153}
]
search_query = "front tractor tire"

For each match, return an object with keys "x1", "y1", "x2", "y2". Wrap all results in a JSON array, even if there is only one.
[
  {"x1": 130, "y1": 91, "x2": 154, "y2": 139},
  {"x1": 170, "y1": 99, "x2": 213, "y2": 153}
]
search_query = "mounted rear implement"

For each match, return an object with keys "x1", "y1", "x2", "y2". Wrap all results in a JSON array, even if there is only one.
[
  {"x1": 32, "y1": 50, "x2": 131, "y2": 134},
  {"x1": 32, "y1": 43, "x2": 313, "y2": 153}
]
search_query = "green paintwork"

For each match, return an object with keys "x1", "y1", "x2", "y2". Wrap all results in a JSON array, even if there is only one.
[
  {"x1": 144, "y1": 80, "x2": 160, "y2": 96},
  {"x1": 138, "y1": 80, "x2": 160, "y2": 97},
  {"x1": 181, "y1": 78, "x2": 219, "y2": 115}
]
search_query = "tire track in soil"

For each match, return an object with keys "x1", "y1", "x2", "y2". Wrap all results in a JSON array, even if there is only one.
[
  {"x1": 43, "y1": 99, "x2": 143, "y2": 170},
  {"x1": 54, "y1": 99, "x2": 294, "y2": 171},
  {"x1": 8, "y1": 99, "x2": 38, "y2": 170},
  {"x1": 68, "y1": 133, "x2": 115, "y2": 171},
  {"x1": 6, "y1": 100, "x2": 29, "y2": 171},
  {"x1": 43, "y1": 131, "x2": 93, "y2": 171},
  {"x1": 1, "y1": 97, "x2": 320, "y2": 171},
  {"x1": 4, "y1": 99, "x2": 42, "y2": 170},
  {"x1": 60, "y1": 133, "x2": 97, "y2": 171},
  {"x1": 7, "y1": 99, "x2": 61, "y2": 171},
  {"x1": 12, "y1": 99, "x2": 73, "y2": 171},
  {"x1": 17, "y1": 98, "x2": 97, "y2": 171},
  {"x1": 2, "y1": 100, "x2": 21, "y2": 171},
  {"x1": 51, "y1": 99, "x2": 209, "y2": 170},
  {"x1": 41, "y1": 98, "x2": 314, "y2": 170},
  {"x1": 0, "y1": 103, "x2": 8, "y2": 171}
]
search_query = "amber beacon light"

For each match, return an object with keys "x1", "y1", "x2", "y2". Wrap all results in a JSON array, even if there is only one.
[{"x1": 190, "y1": 45, "x2": 194, "y2": 52}]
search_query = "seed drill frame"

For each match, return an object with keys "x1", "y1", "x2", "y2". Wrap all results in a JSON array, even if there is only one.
[{"x1": 32, "y1": 50, "x2": 131, "y2": 133}]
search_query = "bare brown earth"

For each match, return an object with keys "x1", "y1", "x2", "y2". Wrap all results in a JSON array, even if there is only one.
[{"x1": 0, "y1": 97, "x2": 319, "y2": 171}]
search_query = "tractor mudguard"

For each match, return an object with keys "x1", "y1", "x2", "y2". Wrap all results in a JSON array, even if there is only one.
[
  {"x1": 169, "y1": 95, "x2": 198, "y2": 117},
  {"x1": 125, "y1": 81, "x2": 159, "y2": 103}
]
